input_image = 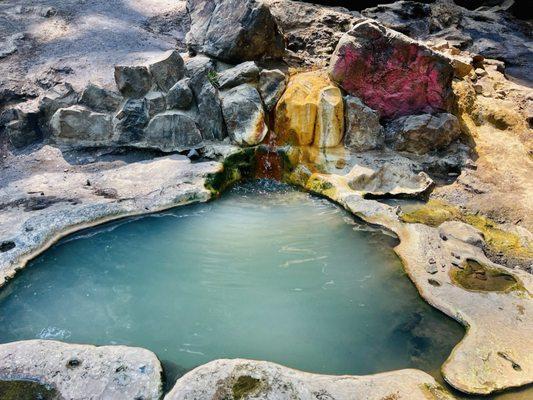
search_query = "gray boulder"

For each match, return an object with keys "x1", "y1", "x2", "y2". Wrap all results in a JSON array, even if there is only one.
[
  {"x1": 79, "y1": 83, "x2": 122, "y2": 112},
  {"x1": 144, "y1": 110, "x2": 203, "y2": 152},
  {"x1": 344, "y1": 96, "x2": 384, "y2": 152},
  {"x1": 113, "y1": 99, "x2": 150, "y2": 144},
  {"x1": 114, "y1": 65, "x2": 151, "y2": 98},
  {"x1": 221, "y1": 84, "x2": 268, "y2": 146},
  {"x1": 218, "y1": 61, "x2": 260, "y2": 90},
  {"x1": 51, "y1": 105, "x2": 112, "y2": 143},
  {"x1": 39, "y1": 83, "x2": 78, "y2": 119},
  {"x1": 186, "y1": 0, "x2": 285, "y2": 63},
  {"x1": 145, "y1": 91, "x2": 167, "y2": 117},
  {"x1": 1, "y1": 101, "x2": 41, "y2": 148},
  {"x1": 147, "y1": 50, "x2": 185, "y2": 92},
  {"x1": 166, "y1": 79, "x2": 193, "y2": 109},
  {"x1": 258, "y1": 69, "x2": 286, "y2": 111},
  {"x1": 385, "y1": 113, "x2": 461, "y2": 155}
]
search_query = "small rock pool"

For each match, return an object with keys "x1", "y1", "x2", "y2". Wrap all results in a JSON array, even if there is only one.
[{"x1": 0, "y1": 180, "x2": 464, "y2": 385}]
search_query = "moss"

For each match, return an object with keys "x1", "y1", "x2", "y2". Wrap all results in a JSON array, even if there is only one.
[
  {"x1": 205, "y1": 149, "x2": 255, "y2": 196},
  {"x1": 232, "y1": 376, "x2": 261, "y2": 400},
  {"x1": 450, "y1": 260, "x2": 524, "y2": 293},
  {"x1": 0, "y1": 380, "x2": 59, "y2": 400},
  {"x1": 400, "y1": 200, "x2": 533, "y2": 262}
]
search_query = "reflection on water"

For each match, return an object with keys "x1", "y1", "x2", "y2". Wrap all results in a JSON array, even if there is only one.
[{"x1": 0, "y1": 181, "x2": 466, "y2": 388}]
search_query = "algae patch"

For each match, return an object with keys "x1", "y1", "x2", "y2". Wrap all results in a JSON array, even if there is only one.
[
  {"x1": 0, "y1": 380, "x2": 59, "y2": 400},
  {"x1": 450, "y1": 260, "x2": 522, "y2": 293},
  {"x1": 232, "y1": 375, "x2": 261, "y2": 399},
  {"x1": 400, "y1": 200, "x2": 533, "y2": 262},
  {"x1": 205, "y1": 149, "x2": 255, "y2": 196}
]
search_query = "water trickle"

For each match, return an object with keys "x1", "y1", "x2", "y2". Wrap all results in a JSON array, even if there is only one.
[{"x1": 0, "y1": 181, "x2": 463, "y2": 386}]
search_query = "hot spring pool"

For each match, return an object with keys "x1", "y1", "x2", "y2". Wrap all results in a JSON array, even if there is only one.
[{"x1": 0, "y1": 181, "x2": 464, "y2": 384}]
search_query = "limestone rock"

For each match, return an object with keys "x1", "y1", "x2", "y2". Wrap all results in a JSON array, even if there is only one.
[
  {"x1": 0, "y1": 340, "x2": 162, "y2": 400},
  {"x1": 258, "y1": 69, "x2": 286, "y2": 111},
  {"x1": 385, "y1": 113, "x2": 461, "y2": 155},
  {"x1": 39, "y1": 83, "x2": 78, "y2": 119},
  {"x1": 329, "y1": 19, "x2": 454, "y2": 119},
  {"x1": 164, "y1": 358, "x2": 455, "y2": 400},
  {"x1": 51, "y1": 105, "x2": 112, "y2": 143},
  {"x1": 186, "y1": 0, "x2": 285, "y2": 63},
  {"x1": 344, "y1": 95, "x2": 384, "y2": 152},
  {"x1": 346, "y1": 163, "x2": 434, "y2": 198},
  {"x1": 439, "y1": 221, "x2": 485, "y2": 247},
  {"x1": 79, "y1": 83, "x2": 122, "y2": 112},
  {"x1": 166, "y1": 79, "x2": 193, "y2": 110},
  {"x1": 315, "y1": 86, "x2": 344, "y2": 148},
  {"x1": 221, "y1": 84, "x2": 267, "y2": 146},
  {"x1": 274, "y1": 70, "x2": 343, "y2": 147},
  {"x1": 218, "y1": 62, "x2": 260, "y2": 90},
  {"x1": 114, "y1": 99, "x2": 150, "y2": 144},
  {"x1": 114, "y1": 65, "x2": 151, "y2": 98},
  {"x1": 147, "y1": 50, "x2": 185, "y2": 92},
  {"x1": 145, "y1": 91, "x2": 167, "y2": 117},
  {"x1": 144, "y1": 110, "x2": 203, "y2": 152}
]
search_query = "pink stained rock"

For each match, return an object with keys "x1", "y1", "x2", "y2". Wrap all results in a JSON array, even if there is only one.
[{"x1": 329, "y1": 20, "x2": 454, "y2": 119}]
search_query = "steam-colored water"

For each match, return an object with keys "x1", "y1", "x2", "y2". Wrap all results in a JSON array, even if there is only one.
[{"x1": 0, "y1": 181, "x2": 465, "y2": 387}]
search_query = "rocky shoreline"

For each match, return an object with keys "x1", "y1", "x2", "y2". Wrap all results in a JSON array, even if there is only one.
[{"x1": 1, "y1": 0, "x2": 532, "y2": 399}]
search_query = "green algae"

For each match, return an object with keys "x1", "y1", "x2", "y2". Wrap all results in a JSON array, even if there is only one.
[
  {"x1": 450, "y1": 260, "x2": 523, "y2": 293},
  {"x1": 0, "y1": 380, "x2": 60, "y2": 400},
  {"x1": 232, "y1": 376, "x2": 261, "y2": 399},
  {"x1": 400, "y1": 200, "x2": 533, "y2": 262},
  {"x1": 205, "y1": 149, "x2": 255, "y2": 196}
]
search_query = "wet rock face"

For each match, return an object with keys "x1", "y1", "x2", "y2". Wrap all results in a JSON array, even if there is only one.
[
  {"x1": 274, "y1": 70, "x2": 343, "y2": 148},
  {"x1": 385, "y1": 113, "x2": 461, "y2": 154},
  {"x1": 186, "y1": 0, "x2": 285, "y2": 63},
  {"x1": 329, "y1": 19, "x2": 454, "y2": 119}
]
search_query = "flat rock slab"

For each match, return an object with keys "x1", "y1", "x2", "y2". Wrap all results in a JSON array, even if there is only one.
[
  {"x1": 0, "y1": 145, "x2": 221, "y2": 286},
  {"x1": 164, "y1": 358, "x2": 455, "y2": 400},
  {"x1": 0, "y1": 340, "x2": 162, "y2": 400}
]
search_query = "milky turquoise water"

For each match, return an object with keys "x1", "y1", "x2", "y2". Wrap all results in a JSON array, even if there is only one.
[{"x1": 0, "y1": 180, "x2": 465, "y2": 386}]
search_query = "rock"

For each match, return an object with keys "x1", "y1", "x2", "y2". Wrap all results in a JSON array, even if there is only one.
[
  {"x1": 39, "y1": 83, "x2": 78, "y2": 119},
  {"x1": 147, "y1": 50, "x2": 185, "y2": 92},
  {"x1": 0, "y1": 340, "x2": 162, "y2": 400},
  {"x1": 274, "y1": 70, "x2": 343, "y2": 147},
  {"x1": 329, "y1": 19, "x2": 454, "y2": 119},
  {"x1": 79, "y1": 83, "x2": 122, "y2": 112},
  {"x1": 114, "y1": 65, "x2": 152, "y2": 98},
  {"x1": 0, "y1": 33, "x2": 24, "y2": 59},
  {"x1": 164, "y1": 358, "x2": 454, "y2": 400},
  {"x1": 186, "y1": 56, "x2": 226, "y2": 141},
  {"x1": 315, "y1": 86, "x2": 344, "y2": 148},
  {"x1": 218, "y1": 61, "x2": 260, "y2": 90},
  {"x1": 166, "y1": 79, "x2": 193, "y2": 110},
  {"x1": 439, "y1": 221, "x2": 485, "y2": 247},
  {"x1": 259, "y1": 69, "x2": 286, "y2": 111},
  {"x1": 265, "y1": 0, "x2": 359, "y2": 66},
  {"x1": 186, "y1": 0, "x2": 285, "y2": 63},
  {"x1": 1, "y1": 101, "x2": 42, "y2": 148},
  {"x1": 51, "y1": 106, "x2": 112, "y2": 143},
  {"x1": 144, "y1": 110, "x2": 203, "y2": 151},
  {"x1": 221, "y1": 84, "x2": 268, "y2": 146},
  {"x1": 145, "y1": 91, "x2": 167, "y2": 117},
  {"x1": 346, "y1": 162, "x2": 434, "y2": 198},
  {"x1": 344, "y1": 96, "x2": 384, "y2": 152},
  {"x1": 113, "y1": 99, "x2": 150, "y2": 144},
  {"x1": 385, "y1": 113, "x2": 462, "y2": 155}
]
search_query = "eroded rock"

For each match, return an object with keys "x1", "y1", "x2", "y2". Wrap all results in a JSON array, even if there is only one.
[
  {"x1": 114, "y1": 65, "x2": 152, "y2": 98},
  {"x1": 344, "y1": 95, "x2": 384, "y2": 152},
  {"x1": 51, "y1": 106, "x2": 112, "y2": 144},
  {"x1": 144, "y1": 110, "x2": 203, "y2": 151},
  {"x1": 329, "y1": 19, "x2": 454, "y2": 119},
  {"x1": 218, "y1": 61, "x2": 260, "y2": 90},
  {"x1": 148, "y1": 50, "x2": 185, "y2": 92},
  {"x1": 221, "y1": 84, "x2": 267, "y2": 146},
  {"x1": 385, "y1": 113, "x2": 461, "y2": 155},
  {"x1": 186, "y1": 0, "x2": 285, "y2": 63}
]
